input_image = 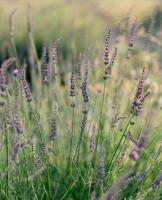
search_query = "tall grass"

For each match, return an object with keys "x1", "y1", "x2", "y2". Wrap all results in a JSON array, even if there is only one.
[{"x1": 0, "y1": 2, "x2": 162, "y2": 200}]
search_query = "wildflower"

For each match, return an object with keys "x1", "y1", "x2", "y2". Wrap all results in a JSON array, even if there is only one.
[
  {"x1": 89, "y1": 126, "x2": 95, "y2": 153},
  {"x1": 49, "y1": 109, "x2": 57, "y2": 140},
  {"x1": 21, "y1": 69, "x2": 32, "y2": 103},
  {"x1": 81, "y1": 60, "x2": 89, "y2": 103},
  {"x1": 34, "y1": 143, "x2": 46, "y2": 166},
  {"x1": 131, "y1": 67, "x2": 150, "y2": 116},
  {"x1": 143, "y1": 15, "x2": 155, "y2": 51},
  {"x1": 0, "y1": 69, "x2": 7, "y2": 97},
  {"x1": 50, "y1": 42, "x2": 58, "y2": 65},
  {"x1": 126, "y1": 22, "x2": 140, "y2": 59},
  {"x1": 13, "y1": 112, "x2": 23, "y2": 134},
  {"x1": 13, "y1": 84, "x2": 23, "y2": 134},
  {"x1": 103, "y1": 47, "x2": 118, "y2": 80},
  {"x1": 80, "y1": 111, "x2": 88, "y2": 132},
  {"x1": 107, "y1": 47, "x2": 118, "y2": 75},
  {"x1": 77, "y1": 53, "x2": 82, "y2": 82},
  {"x1": 81, "y1": 81, "x2": 89, "y2": 103},
  {"x1": 104, "y1": 29, "x2": 111, "y2": 65},
  {"x1": 5, "y1": 98, "x2": 13, "y2": 128},
  {"x1": 41, "y1": 46, "x2": 49, "y2": 83},
  {"x1": 69, "y1": 66, "x2": 75, "y2": 97}
]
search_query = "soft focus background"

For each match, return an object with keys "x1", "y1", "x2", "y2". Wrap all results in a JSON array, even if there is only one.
[{"x1": 0, "y1": 0, "x2": 161, "y2": 62}]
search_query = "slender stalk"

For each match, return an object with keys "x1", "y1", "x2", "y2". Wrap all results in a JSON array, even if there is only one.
[
  {"x1": 29, "y1": 103, "x2": 52, "y2": 198},
  {"x1": 52, "y1": 63, "x2": 58, "y2": 102},
  {"x1": 4, "y1": 118, "x2": 9, "y2": 199},
  {"x1": 141, "y1": 146, "x2": 161, "y2": 182},
  {"x1": 92, "y1": 79, "x2": 106, "y2": 166},
  {"x1": 9, "y1": 8, "x2": 19, "y2": 68},
  {"x1": 29, "y1": 33, "x2": 40, "y2": 70},
  {"x1": 67, "y1": 105, "x2": 75, "y2": 174},
  {"x1": 82, "y1": 93, "x2": 99, "y2": 160},
  {"x1": 129, "y1": 146, "x2": 162, "y2": 197},
  {"x1": 22, "y1": 148, "x2": 30, "y2": 199},
  {"x1": 86, "y1": 92, "x2": 99, "y2": 139},
  {"x1": 109, "y1": 125, "x2": 131, "y2": 172},
  {"x1": 73, "y1": 128, "x2": 83, "y2": 163},
  {"x1": 29, "y1": 103, "x2": 43, "y2": 147},
  {"x1": 106, "y1": 114, "x2": 133, "y2": 172}
]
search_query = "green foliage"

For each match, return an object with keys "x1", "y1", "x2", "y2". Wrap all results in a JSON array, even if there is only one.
[{"x1": 0, "y1": 1, "x2": 162, "y2": 200}]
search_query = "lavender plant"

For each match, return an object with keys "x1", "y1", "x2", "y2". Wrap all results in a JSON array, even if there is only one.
[{"x1": 0, "y1": 4, "x2": 161, "y2": 200}]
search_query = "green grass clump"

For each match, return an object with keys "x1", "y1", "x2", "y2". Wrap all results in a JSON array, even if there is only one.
[{"x1": 0, "y1": 2, "x2": 162, "y2": 200}]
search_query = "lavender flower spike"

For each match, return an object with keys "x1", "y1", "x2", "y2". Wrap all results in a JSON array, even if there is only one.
[
  {"x1": 104, "y1": 29, "x2": 111, "y2": 65},
  {"x1": 131, "y1": 66, "x2": 150, "y2": 116},
  {"x1": 69, "y1": 66, "x2": 75, "y2": 97},
  {"x1": 50, "y1": 42, "x2": 58, "y2": 65},
  {"x1": 41, "y1": 46, "x2": 49, "y2": 83},
  {"x1": 49, "y1": 109, "x2": 57, "y2": 140},
  {"x1": 21, "y1": 69, "x2": 32, "y2": 103},
  {"x1": 81, "y1": 61, "x2": 89, "y2": 103},
  {"x1": 89, "y1": 126, "x2": 95, "y2": 153},
  {"x1": 77, "y1": 53, "x2": 82, "y2": 82}
]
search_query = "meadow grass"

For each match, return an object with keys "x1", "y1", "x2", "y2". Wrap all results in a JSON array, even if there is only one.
[{"x1": 0, "y1": 1, "x2": 162, "y2": 200}]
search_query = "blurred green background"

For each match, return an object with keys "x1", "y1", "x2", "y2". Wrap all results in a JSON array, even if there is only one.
[{"x1": 0, "y1": 0, "x2": 161, "y2": 63}]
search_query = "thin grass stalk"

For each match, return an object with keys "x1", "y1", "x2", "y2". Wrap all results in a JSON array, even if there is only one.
[
  {"x1": 31, "y1": 184, "x2": 39, "y2": 200},
  {"x1": 28, "y1": 33, "x2": 39, "y2": 67},
  {"x1": 9, "y1": 8, "x2": 19, "y2": 67},
  {"x1": 106, "y1": 114, "x2": 133, "y2": 173},
  {"x1": 87, "y1": 161, "x2": 94, "y2": 199},
  {"x1": 29, "y1": 104, "x2": 52, "y2": 198},
  {"x1": 93, "y1": 79, "x2": 107, "y2": 166},
  {"x1": 66, "y1": 105, "x2": 75, "y2": 174},
  {"x1": 72, "y1": 125, "x2": 84, "y2": 164},
  {"x1": 4, "y1": 117, "x2": 9, "y2": 199},
  {"x1": 76, "y1": 132, "x2": 84, "y2": 165},
  {"x1": 128, "y1": 146, "x2": 162, "y2": 197},
  {"x1": 140, "y1": 146, "x2": 162, "y2": 183},
  {"x1": 29, "y1": 104, "x2": 43, "y2": 147},
  {"x1": 22, "y1": 148, "x2": 30, "y2": 199},
  {"x1": 109, "y1": 125, "x2": 131, "y2": 172},
  {"x1": 82, "y1": 93, "x2": 99, "y2": 160},
  {"x1": 39, "y1": 175, "x2": 49, "y2": 199},
  {"x1": 27, "y1": 3, "x2": 40, "y2": 70},
  {"x1": 53, "y1": 63, "x2": 58, "y2": 101},
  {"x1": 86, "y1": 92, "x2": 99, "y2": 141}
]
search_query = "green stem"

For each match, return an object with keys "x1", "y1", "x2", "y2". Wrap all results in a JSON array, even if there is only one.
[
  {"x1": 73, "y1": 129, "x2": 83, "y2": 163},
  {"x1": 4, "y1": 119, "x2": 9, "y2": 199},
  {"x1": 67, "y1": 106, "x2": 75, "y2": 174},
  {"x1": 92, "y1": 79, "x2": 106, "y2": 166},
  {"x1": 22, "y1": 148, "x2": 30, "y2": 199},
  {"x1": 106, "y1": 114, "x2": 133, "y2": 172},
  {"x1": 29, "y1": 103, "x2": 43, "y2": 147}
]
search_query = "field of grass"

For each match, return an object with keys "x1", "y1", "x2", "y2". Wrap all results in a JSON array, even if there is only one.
[{"x1": 0, "y1": 0, "x2": 162, "y2": 199}]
